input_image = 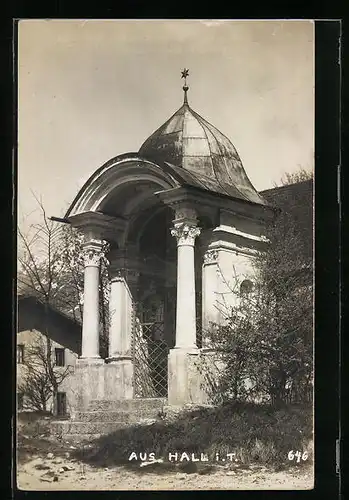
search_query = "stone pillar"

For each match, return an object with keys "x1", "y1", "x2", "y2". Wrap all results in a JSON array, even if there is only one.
[
  {"x1": 73, "y1": 238, "x2": 105, "y2": 411},
  {"x1": 168, "y1": 218, "x2": 203, "y2": 406},
  {"x1": 202, "y1": 248, "x2": 219, "y2": 343},
  {"x1": 108, "y1": 269, "x2": 135, "y2": 360},
  {"x1": 126, "y1": 269, "x2": 140, "y2": 301},
  {"x1": 171, "y1": 220, "x2": 201, "y2": 349},
  {"x1": 81, "y1": 239, "x2": 104, "y2": 359},
  {"x1": 108, "y1": 272, "x2": 126, "y2": 359},
  {"x1": 66, "y1": 211, "x2": 127, "y2": 411},
  {"x1": 105, "y1": 259, "x2": 136, "y2": 400}
]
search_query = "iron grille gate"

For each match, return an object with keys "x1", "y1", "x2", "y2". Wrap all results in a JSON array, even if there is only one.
[{"x1": 132, "y1": 303, "x2": 169, "y2": 398}]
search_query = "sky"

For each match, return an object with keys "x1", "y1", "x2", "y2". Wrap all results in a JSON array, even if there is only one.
[{"x1": 18, "y1": 19, "x2": 314, "y2": 231}]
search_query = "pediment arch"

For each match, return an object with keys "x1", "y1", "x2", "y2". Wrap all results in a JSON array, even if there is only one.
[{"x1": 65, "y1": 154, "x2": 181, "y2": 219}]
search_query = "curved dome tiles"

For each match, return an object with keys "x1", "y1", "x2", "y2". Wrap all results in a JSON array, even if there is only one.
[{"x1": 139, "y1": 100, "x2": 267, "y2": 206}]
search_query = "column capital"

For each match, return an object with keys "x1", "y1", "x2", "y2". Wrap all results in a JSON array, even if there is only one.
[
  {"x1": 171, "y1": 221, "x2": 201, "y2": 247},
  {"x1": 203, "y1": 249, "x2": 219, "y2": 265},
  {"x1": 109, "y1": 266, "x2": 140, "y2": 285},
  {"x1": 174, "y1": 205, "x2": 198, "y2": 221},
  {"x1": 110, "y1": 268, "x2": 127, "y2": 282},
  {"x1": 68, "y1": 211, "x2": 126, "y2": 245},
  {"x1": 82, "y1": 239, "x2": 104, "y2": 267}
]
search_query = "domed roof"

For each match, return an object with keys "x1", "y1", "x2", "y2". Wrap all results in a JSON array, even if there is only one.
[{"x1": 139, "y1": 89, "x2": 267, "y2": 206}]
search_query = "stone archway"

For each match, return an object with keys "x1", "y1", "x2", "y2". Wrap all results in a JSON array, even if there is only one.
[
  {"x1": 65, "y1": 154, "x2": 229, "y2": 407},
  {"x1": 128, "y1": 205, "x2": 176, "y2": 397}
]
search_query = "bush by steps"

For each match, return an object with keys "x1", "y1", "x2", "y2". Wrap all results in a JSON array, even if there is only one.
[{"x1": 72, "y1": 402, "x2": 313, "y2": 469}]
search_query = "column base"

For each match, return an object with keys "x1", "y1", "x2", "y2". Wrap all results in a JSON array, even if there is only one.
[
  {"x1": 199, "y1": 347, "x2": 216, "y2": 354},
  {"x1": 73, "y1": 356, "x2": 135, "y2": 410},
  {"x1": 168, "y1": 348, "x2": 202, "y2": 406},
  {"x1": 104, "y1": 357, "x2": 134, "y2": 400},
  {"x1": 168, "y1": 348, "x2": 221, "y2": 407},
  {"x1": 105, "y1": 355, "x2": 132, "y2": 363},
  {"x1": 77, "y1": 356, "x2": 104, "y2": 365},
  {"x1": 173, "y1": 346, "x2": 199, "y2": 353},
  {"x1": 74, "y1": 358, "x2": 106, "y2": 411}
]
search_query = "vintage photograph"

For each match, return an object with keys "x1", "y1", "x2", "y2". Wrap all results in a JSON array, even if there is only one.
[{"x1": 16, "y1": 19, "x2": 314, "y2": 490}]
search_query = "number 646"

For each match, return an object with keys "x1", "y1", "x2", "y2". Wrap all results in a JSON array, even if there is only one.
[{"x1": 288, "y1": 450, "x2": 308, "y2": 462}]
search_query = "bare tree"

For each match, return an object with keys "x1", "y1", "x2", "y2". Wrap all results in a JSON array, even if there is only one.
[
  {"x1": 18, "y1": 198, "x2": 70, "y2": 413},
  {"x1": 278, "y1": 166, "x2": 313, "y2": 186},
  {"x1": 18, "y1": 197, "x2": 110, "y2": 362},
  {"x1": 18, "y1": 333, "x2": 72, "y2": 413},
  {"x1": 18, "y1": 199, "x2": 85, "y2": 322}
]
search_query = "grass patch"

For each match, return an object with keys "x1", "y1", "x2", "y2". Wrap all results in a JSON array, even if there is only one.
[{"x1": 72, "y1": 402, "x2": 313, "y2": 470}]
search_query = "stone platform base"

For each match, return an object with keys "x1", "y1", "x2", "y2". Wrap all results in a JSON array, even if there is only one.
[
  {"x1": 167, "y1": 348, "x2": 216, "y2": 406},
  {"x1": 73, "y1": 357, "x2": 134, "y2": 411},
  {"x1": 51, "y1": 398, "x2": 167, "y2": 443}
]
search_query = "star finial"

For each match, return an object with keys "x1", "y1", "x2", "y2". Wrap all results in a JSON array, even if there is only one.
[
  {"x1": 181, "y1": 68, "x2": 189, "y2": 105},
  {"x1": 181, "y1": 68, "x2": 189, "y2": 80}
]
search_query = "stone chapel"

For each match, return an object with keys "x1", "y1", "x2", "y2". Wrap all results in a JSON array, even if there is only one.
[{"x1": 60, "y1": 71, "x2": 275, "y2": 420}]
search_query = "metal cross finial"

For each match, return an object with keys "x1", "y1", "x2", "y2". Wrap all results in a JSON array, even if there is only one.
[{"x1": 181, "y1": 68, "x2": 189, "y2": 105}]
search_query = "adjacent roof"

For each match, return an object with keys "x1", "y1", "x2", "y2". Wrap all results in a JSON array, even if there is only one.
[
  {"x1": 261, "y1": 179, "x2": 313, "y2": 215},
  {"x1": 260, "y1": 179, "x2": 313, "y2": 260},
  {"x1": 139, "y1": 98, "x2": 268, "y2": 206},
  {"x1": 17, "y1": 295, "x2": 81, "y2": 354},
  {"x1": 17, "y1": 294, "x2": 82, "y2": 326}
]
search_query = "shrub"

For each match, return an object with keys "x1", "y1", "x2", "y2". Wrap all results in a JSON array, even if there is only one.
[{"x1": 72, "y1": 402, "x2": 313, "y2": 469}]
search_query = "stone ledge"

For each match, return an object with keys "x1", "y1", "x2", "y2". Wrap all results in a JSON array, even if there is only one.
[
  {"x1": 87, "y1": 398, "x2": 167, "y2": 412},
  {"x1": 76, "y1": 357, "x2": 105, "y2": 366},
  {"x1": 105, "y1": 356, "x2": 132, "y2": 363},
  {"x1": 73, "y1": 409, "x2": 163, "y2": 423},
  {"x1": 170, "y1": 347, "x2": 200, "y2": 355}
]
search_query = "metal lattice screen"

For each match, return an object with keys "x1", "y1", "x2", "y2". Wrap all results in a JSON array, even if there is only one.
[
  {"x1": 132, "y1": 304, "x2": 169, "y2": 398},
  {"x1": 132, "y1": 282, "x2": 202, "y2": 397}
]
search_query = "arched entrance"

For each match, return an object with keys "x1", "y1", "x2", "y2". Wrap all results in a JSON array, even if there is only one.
[
  {"x1": 131, "y1": 206, "x2": 177, "y2": 397},
  {"x1": 65, "y1": 154, "x2": 214, "y2": 404}
]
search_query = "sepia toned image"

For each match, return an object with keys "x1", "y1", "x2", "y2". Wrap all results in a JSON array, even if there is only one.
[{"x1": 16, "y1": 19, "x2": 314, "y2": 490}]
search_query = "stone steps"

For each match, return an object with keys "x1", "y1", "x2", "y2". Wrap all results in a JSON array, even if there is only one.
[
  {"x1": 73, "y1": 409, "x2": 162, "y2": 423},
  {"x1": 50, "y1": 398, "x2": 168, "y2": 442},
  {"x1": 87, "y1": 397, "x2": 166, "y2": 412}
]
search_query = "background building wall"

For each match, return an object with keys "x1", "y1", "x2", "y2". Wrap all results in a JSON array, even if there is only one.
[{"x1": 17, "y1": 298, "x2": 81, "y2": 415}]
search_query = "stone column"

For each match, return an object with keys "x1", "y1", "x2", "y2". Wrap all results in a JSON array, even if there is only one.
[
  {"x1": 168, "y1": 213, "x2": 207, "y2": 406},
  {"x1": 108, "y1": 271, "x2": 126, "y2": 359},
  {"x1": 108, "y1": 268, "x2": 137, "y2": 359},
  {"x1": 202, "y1": 248, "x2": 219, "y2": 342},
  {"x1": 171, "y1": 221, "x2": 201, "y2": 349},
  {"x1": 105, "y1": 260, "x2": 135, "y2": 400},
  {"x1": 81, "y1": 239, "x2": 104, "y2": 359}
]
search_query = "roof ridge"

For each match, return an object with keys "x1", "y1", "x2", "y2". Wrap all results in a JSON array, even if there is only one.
[
  {"x1": 260, "y1": 179, "x2": 313, "y2": 194},
  {"x1": 132, "y1": 102, "x2": 269, "y2": 207},
  {"x1": 187, "y1": 108, "x2": 230, "y2": 196},
  {"x1": 139, "y1": 104, "x2": 186, "y2": 150},
  {"x1": 190, "y1": 107, "x2": 264, "y2": 204}
]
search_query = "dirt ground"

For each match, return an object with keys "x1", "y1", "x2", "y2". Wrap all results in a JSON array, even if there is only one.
[
  {"x1": 17, "y1": 452, "x2": 314, "y2": 491},
  {"x1": 16, "y1": 414, "x2": 314, "y2": 491}
]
